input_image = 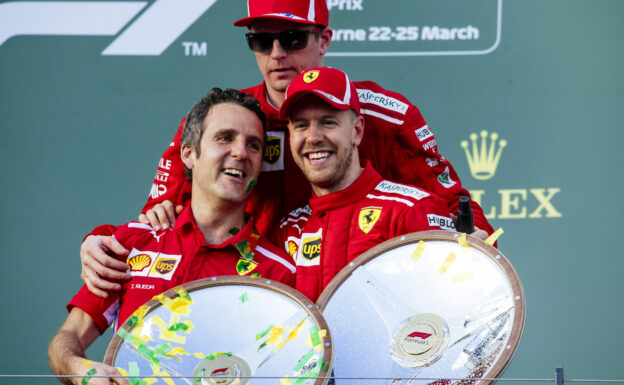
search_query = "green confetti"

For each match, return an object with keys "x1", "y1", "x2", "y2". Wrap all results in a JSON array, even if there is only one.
[
  {"x1": 309, "y1": 326, "x2": 321, "y2": 347},
  {"x1": 239, "y1": 292, "x2": 249, "y2": 303},
  {"x1": 137, "y1": 344, "x2": 160, "y2": 365},
  {"x1": 295, "y1": 368, "x2": 320, "y2": 384},
  {"x1": 257, "y1": 341, "x2": 268, "y2": 351},
  {"x1": 204, "y1": 352, "x2": 232, "y2": 360},
  {"x1": 293, "y1": 349, "x2": 315, "y2": 372},
  {"x1": 125, "y1": 315, "x2": 139, "y2": 328},
  {"x1": 246, "y1": 179, "x2": 257, "y2": 192},
  {"x1": 117, "y1": 328, "x2": 145, "y2": 348},
  {"x1": 250, "y1": 273, "x2": 261, "y2": 278},
  {"x1": 167, "y1": 323, "x2": 189, "y2": 332},
  {"x1": 82, "y1": 368, "x2": 97, "y2": 385},
  {"x1": 256, "y1": 325, "x2": 274, "y2": 341},
  {"x1": 318, "y1": 357, "x2": 329, "y2": 372},
  {"x1": 228, "y1": 227, "x2": 240, "y2": 236},
  {"x1": 235, "y1": 240, "x2": 250, "y2": 254},
  {"x1": 195, "y1": 368, "x2": 205, "y2": 383}
]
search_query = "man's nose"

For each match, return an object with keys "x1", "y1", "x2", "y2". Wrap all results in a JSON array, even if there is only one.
[
  {"x1": 270, "y1": 38, "x2": 287, "y2": 59},
  {"x1": 305, "y1": 122, "x2": 324, "y2": 144}
]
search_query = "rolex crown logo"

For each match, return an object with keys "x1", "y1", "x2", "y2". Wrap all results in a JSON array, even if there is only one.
[{"x1": 461, "y1": 130, "x2": 507, "y2": 180}]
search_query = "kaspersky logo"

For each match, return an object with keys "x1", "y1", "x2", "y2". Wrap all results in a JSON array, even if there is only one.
[
  {"x1": 461, "y1": 130, "x2": 562, "y2": 219},
  {"x1": 0, "y1": 0, "x2": 218, "y2": 55}
]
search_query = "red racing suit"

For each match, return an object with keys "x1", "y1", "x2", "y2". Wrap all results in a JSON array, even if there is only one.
[
  {"x1": 70, "y1": 206, "x2": 295, "y2": 332},
  {"x1": 275, "y1": 163, "x2": 456, "y2": 302},
  {"x1": 90, "y1": 81, "x2": 492, "y2": 240}
]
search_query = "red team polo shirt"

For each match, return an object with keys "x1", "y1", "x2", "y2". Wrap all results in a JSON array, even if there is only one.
[
  {"x1": 68, "y1": 206, "x2": 296, "y2": 332},
  {"x1": 276, "y1": 163, "x2": 455, "y2": 302}
]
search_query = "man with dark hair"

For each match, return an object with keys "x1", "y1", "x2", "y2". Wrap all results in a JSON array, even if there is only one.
[
  {"x1": 80, "y1": 0, "x2": 494, "y2": 298},
  {"x1": 276, "y1": 67, "x2": 454, "y2": 301},
  {"x1": 48, "y1": 88, "x2": 295, "y2": 385}
]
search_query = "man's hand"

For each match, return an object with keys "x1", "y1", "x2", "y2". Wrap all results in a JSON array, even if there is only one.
[
  {"x1": 450, "y1": 213, "x2": 489, "y2": 240},
  {"x1": 49, "y1": 308, "x2": 131, "y2": 385},
  {"x1": 138, "y1": 200, "x2": 184, "y2": 230},
  {"x1": 71, "y1": 360, "x2": 131, "y2": 385},
  {"x1": 80, "y1": 235, "x2": 130, "y2": 298},
  {"x1": 470, "y1": 226, "x2": 489, "y2": 241}
]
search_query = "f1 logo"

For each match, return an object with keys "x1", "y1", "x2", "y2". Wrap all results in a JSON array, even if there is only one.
[{"x1": 0, "y1": 0, "x2": 218, "y2": 55}]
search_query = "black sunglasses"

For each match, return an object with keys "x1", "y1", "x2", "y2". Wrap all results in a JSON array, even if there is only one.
[{"x1": 246, "y1": 29, "x2": 321, "y2": 53}]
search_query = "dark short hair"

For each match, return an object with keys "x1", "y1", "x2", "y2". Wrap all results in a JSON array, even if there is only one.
[{"x1": 181, "y1": 88, "x2": 266, "y2": 179}]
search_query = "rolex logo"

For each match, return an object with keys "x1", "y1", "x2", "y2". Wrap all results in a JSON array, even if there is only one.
[{"x1": 461, "y1": 130, "x2": 507, "y2": 180}]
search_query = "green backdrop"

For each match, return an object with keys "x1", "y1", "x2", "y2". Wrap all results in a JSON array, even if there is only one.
[{"x1": 1, "y1": 0, "x2": 622, "y2": 383}]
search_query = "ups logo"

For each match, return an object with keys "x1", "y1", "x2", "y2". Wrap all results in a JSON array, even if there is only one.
[
  {"x1": 263, "y1": 136, "x2": 281, "y2": 165},
  {"x1": 153, "y1": 258, "x2": 177, "y2": 274},
  {"x1": 301, "y1": 236, "x2": 321, "y2": 261}
]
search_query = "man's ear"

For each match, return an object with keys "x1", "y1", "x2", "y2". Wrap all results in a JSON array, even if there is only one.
[
  {"x1": 319, "y1": 27, "x2": 333, "y2": 56},
  {"x1": 352, "y1": 115, "x2": 365, "y2": 147},
  {"x1": 181, "y1": 144, "x2": 195, "y2": 170}
]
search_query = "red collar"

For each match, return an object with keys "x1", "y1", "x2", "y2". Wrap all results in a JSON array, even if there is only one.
[
  {"x1": 174, "y1": 206, "x2": 258, "y2": 250},
  {"x1": 309, "y1": 162, "x2": 383, "y2": 214}
]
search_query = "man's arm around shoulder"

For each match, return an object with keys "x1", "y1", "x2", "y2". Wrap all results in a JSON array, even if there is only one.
[{"x1": 48, "y1": 308, "x2": 130, "y2": 385}]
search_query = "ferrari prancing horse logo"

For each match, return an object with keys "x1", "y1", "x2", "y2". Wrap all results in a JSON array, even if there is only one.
[
  {"x1": 359, "y1": 207, "x2": 382, "y2": 234},
  {"x1": 303, "y1": 70, "x2": 319, "y2": 83}
]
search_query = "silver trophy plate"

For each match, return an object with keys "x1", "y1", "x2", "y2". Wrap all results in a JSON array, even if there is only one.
[
  {"x1": 105, "y1": 276, "x2": 333, "y2": 385},
  {"x1": 317, "y1": 230, "x2": 525, "y2": 385}
]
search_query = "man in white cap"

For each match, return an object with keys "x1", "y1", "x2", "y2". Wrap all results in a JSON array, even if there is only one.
[
  {"x1": 276, "y1": 67, "x2": 454, "y2": 301},
  {"x1": 79, "y1": 0, "x2": 493, "y2": 297}
]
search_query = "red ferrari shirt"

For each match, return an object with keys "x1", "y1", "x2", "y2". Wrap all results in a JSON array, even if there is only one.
[
  {"x1": 88, "y1": 80, "x2": 492, "y2": 242},
  {"x1": 69, "y1": 206, "x2": 295, "y2": 332},
  {"x1": 275, "y1": 163, "x2": 456, "y2": 302}
]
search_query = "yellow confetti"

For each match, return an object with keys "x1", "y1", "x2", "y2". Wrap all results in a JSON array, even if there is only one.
[
  {"x1": 484, "y1": 228, "x2": 504, "y2": 246},
  {"x1": 133, "y1": 304, "x2": 151, "y2": 320},
  {"x1": 117, "y1": 368, "x2": 129, "y2": 376},
  {"x1": 193, "y1": 352, "x2": 206, "y2": 358},
  {"x1": 167, "y1": 347, "x2": 189, "y2": 356},
  {"x1": 151, "y1": 315, "x2": 188, "y2": 344},
  {"x1": 451, "y1": 271, "x2": 474, "y2": 283},
  {"x1": 410, "y1": 241, "x2": 426, "y2": 262},
  {"x1": 82, "y1": 359, "x2": 92, "y2": 369},
  {"x1": 267, "y1": 326, "x2": 284, "y2": 346},
  {"x1": 275, "y1": 318, "x2": 308, "y2": 352},
  {"x1": 457, "y1": 233, "x2": 469, "y2": 249},
  {"x1": 155, "y1": 293, "x2": 192, "y2": 316},
  {"x1": 151, "y1": 365, "x2": 175, "y2": 385},
  {"x1": 439, "y1": 251, "x2": 457, "y2": 274},
  {"x1": 280, "y1": 377, "x2": 293, "y2": 385}
]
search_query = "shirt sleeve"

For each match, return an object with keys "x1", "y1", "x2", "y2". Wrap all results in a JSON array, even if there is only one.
[
  {"x1": 67, "y1": 285, "x2": 121, "y2": 333},
  {"x1": 397, "y1": 193, "x2": 457, "y2": 234},
  {"x1": 388, "y1": 104, "x2": 494, "y2": 234},
  {"x1": 141, "y1": 117, "x2": 192, "y2": 213}
]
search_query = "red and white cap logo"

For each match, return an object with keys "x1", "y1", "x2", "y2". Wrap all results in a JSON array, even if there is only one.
[
  {"x1": 279, "y1": 67, "x2": 360, "y2": 119},
  {"x1": 234, "y1": 0, "x2": 329, "y2": 27}
]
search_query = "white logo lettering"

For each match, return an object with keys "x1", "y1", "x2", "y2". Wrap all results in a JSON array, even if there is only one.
[
  {"x1": 375, "y1": 181, "x2": 429, "y2": 200},
  {"x1": 415, "y1": 125, "x2": 433, "y2": 142},
  {"x1": 0, "y1": 0, "x2": 219, "y2": 55},
  {"x1": 356, "y1": 89, "x2": 409, "y2": 115},
  {"x1": 427, "y1": 214, "x2": 456, "y2": 231}
]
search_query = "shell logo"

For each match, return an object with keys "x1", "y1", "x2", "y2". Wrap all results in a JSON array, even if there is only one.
[
  {"x1": 128, "y1": 254, "x2": 151, "y2": 272},
  {"x1": 287, "y1": 240, "x2": 298, "y2": 258}
]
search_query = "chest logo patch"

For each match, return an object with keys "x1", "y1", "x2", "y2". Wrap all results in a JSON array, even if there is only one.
[
  {"x1": 359, "y1": 207, "x2": 382, "y2": 234},
  {"x1": 302, "y1": 237, "x2": 321, "y2": 261},
  {"x1": 127, "y1": 249, "x2": 181, "y2": 281},
  {"x1": 128, "y1": 254, "x2": 151, "y2": 272},
  {"x1": 263, "y1": 135, "x2": 282, "y2": 165},
  {"x1": 236, "y1": 259, "x2": 259, "y2": 275}
]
